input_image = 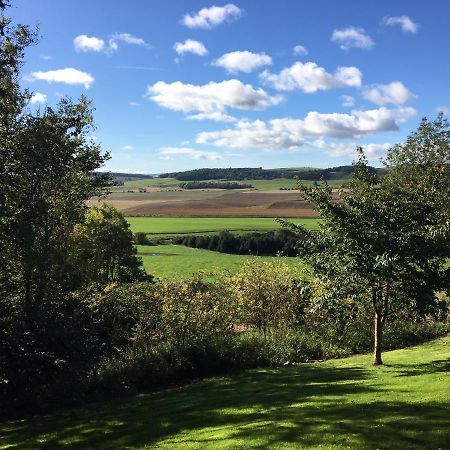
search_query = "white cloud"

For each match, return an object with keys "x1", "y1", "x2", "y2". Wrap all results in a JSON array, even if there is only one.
[
  {"x1": 160, "y1": 147, "x2": 222, "y2": 160},
  {"x1": 293, "y1": 45, "x2": 308, "y2": 56},
  {"x1": 30, "y1": 92, "x2": 47, "y2": 104},
  {"x1": 147, "y1": 79, "x2": 283, "y2": 119},
  {"x1": 122, "y1": 145, "x2": 134, "y2": 150},
  {"x1": 196, "y1": 107, "x2": 416, "y2": 150},
  {"x1": 108, "y1": 33, "x2": 148, "y2": 52},
  {"x1": 129, "y1": 101, "x2": 140, "y2": 106},
  {"x1": 382, "y1": 15, "x2": 418, "y2": 33},
  {"x1": 436, "y1": 106, "x2": 450, "y2": 115},
  {"x1": 331, "y1": 27, "x2": 374, "y2": 50},
  {"x1": 30, "y1": 68, "x2": 94, "y2": 89},
  {"x1": 187, "y1": 111, "x2": 237, "y2": 122},
  {"x1": 213, "y1": 50, "x2": 272, "y2": 73},
  {"x1": 341, "y1": 95, "x2": 355, "y2": 107},
  {"x1": 40, "y1": 54, "x2": 52, "y2": 60},
  {"x1": 174, "y1": 39, "x2": 208, "y2": 56},
  {"x1": 325, "y1": 142, "x2": 392, "y2": 159},
  {"x1": 73, "y1": 35, "x2": 105, "y2": 52},
  {"x1": 363, "y1": 81, "x2": 414, "y2": 105},
  {"x1": 182, "y1": 4, "x2": 243, "y2": 29},
  {"x1": 260, "y1": 61, "x2": 362, "y2": 92}
]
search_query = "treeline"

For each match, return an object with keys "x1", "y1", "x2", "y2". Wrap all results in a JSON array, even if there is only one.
[
  {"x1": 159, "y1": 166, "x2": 384, "y2": 181},
  {"x1": 173, "y1": 230, "x2": 301, "y2": 256},
  {"x1": 181, "y1": 181, "x2": 254, "y2": 189}
]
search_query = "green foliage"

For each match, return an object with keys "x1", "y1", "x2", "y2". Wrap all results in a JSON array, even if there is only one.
[
  {"x1": 70, "y1": 204, "x2": 149, "y2": 284},
  {"x1": 180, "y1": 181, "x2": 254, "y2": 189},
  {"x1": 283, "y1": 118, "x2": 450, "y2": 364}
]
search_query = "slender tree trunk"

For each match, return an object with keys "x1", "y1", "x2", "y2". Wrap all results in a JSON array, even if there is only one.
[{"x1": 373, "y1": 311, "x2": 383, "y2": 365}]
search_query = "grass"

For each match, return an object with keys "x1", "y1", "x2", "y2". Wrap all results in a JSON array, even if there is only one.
[
  {"x1": 127, "y1": 217, "x2": 321, "y2": 236},
  {"x1": 1, "y1": 336, "x2": 448, "y2": 449},
  {"x1": 122, "y1": 178, "x2": 350, "y2": 191},
  {"x1": 137, "y1": 244, "x2": 305, "y2": 279}
]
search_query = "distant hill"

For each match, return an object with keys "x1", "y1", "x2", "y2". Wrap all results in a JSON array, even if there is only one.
[
  {"x1": 159, "y1": 166, "x2": 386, "y2": 182},
  {"x1": 95, "y1": 172, "x2": 154, "y2": 186}
]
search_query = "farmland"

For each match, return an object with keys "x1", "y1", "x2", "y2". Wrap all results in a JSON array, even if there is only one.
[{"x1": 137, "y1": 244, "x2": 306, "y2": 279}]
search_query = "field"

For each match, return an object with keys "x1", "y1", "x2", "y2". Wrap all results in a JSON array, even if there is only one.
[
  {"x1": 127, "y1": 217, "x2": 320, "y2": 236},
  {"x1": 137, "y1": 244, "x2": 305, "y2": 279},
  {"x1": 2, "y1": 336, "x2": 448, "y2": 449}
]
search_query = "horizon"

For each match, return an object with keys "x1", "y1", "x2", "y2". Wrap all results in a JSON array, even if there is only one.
[{"x1": 14, "y1": 0, "x2": 450, "y2": 173}]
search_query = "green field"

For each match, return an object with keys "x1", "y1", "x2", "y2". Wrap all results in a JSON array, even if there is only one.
[
  {"x1": 2, "y1": 337, "x2": 448, "y2": 449},
  {"x1": 137, "y1": 244, "x2": 304, "y2": 279},
  {"x1": 127, "y1": 217, "x2": 321, "y2": 236},
  {"x1": 122, "y1": 178, "x2": 350, "y2": 191}
]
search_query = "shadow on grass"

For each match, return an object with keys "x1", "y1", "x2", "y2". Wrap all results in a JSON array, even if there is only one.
[
  {"x1": 1, "y1": 363, "x2": 449, "y2": 449},
  {"x1": 387, "y1": 357, "x2": 450, "y2": 377}
]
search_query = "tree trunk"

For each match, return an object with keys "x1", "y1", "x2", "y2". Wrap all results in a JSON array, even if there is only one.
[{"x1": 373, "y1": 311, "x2": 383, "y2": 365}]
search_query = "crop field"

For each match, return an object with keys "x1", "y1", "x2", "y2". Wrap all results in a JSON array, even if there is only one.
[
  {"x1": 91, "y1": 188, "x2": 325, "y2": 218},
  {"x1": 127, "y1": 217, "x2": 321, "y2": 236},
  {"x1": 137, "y1": 244, "x2": 305, "y2": 279}
]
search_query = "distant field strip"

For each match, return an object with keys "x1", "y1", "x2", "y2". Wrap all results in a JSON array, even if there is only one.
[
  {"x1": 136, "y1": 244, "x2": 305, "y2": 279},
  {"x1": 127, "y1": 217, "x2": 321, "y2": 235}
]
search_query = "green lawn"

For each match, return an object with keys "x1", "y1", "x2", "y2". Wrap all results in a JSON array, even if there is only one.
[
  {"x1": 137, "y1": 244, "x2": 305, "y2": 279},
  {"x1": 1, "y1": 337, "x2": 448, "y2": 449},
  {"x1": 127, "y1": 217, "x2": 321, "y2": 236}
]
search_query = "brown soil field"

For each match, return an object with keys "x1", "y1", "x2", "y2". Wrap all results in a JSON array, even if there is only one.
[{"x1": 90, "y1": 189, "x2": 322, "y2": 218}]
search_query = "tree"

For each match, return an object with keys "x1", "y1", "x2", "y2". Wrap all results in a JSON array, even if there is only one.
[
  {"x1": 283, "y1": 120, "x2": 450, "y2": 365},
  {"x1": 70, "y1": 204, "x2": 149, "y2": 284}
]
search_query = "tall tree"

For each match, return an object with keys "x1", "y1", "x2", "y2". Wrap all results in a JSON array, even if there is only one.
[{"x1": 284, "y1": 123, "x2": 449, "y2": 364}]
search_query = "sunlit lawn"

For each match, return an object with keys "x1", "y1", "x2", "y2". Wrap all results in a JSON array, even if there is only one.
[{"x1": 1, "y1": 337, "x2": 448, "y2": 449}]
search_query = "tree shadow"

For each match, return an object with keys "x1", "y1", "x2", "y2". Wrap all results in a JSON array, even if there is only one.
[
  {"x1": 1, "y1": 363, "x2": 449, "y2": 449},
  {"x1": 386, "y1": 358, "x2": 450, "y2": 377}
]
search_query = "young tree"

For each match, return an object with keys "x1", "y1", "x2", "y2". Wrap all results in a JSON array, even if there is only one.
[
  {"x1": 284, "y1": 121, "x2": 449, "y2": 364},
  {"x1": 70, "y1": 204, "x2": 149, "y2": 284}
]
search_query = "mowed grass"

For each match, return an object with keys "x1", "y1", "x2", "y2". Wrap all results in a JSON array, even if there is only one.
[
  {"x1": 1, "y1": 337, "x2": 448, "y2": 449},
  {"x1": 127, "y1": 217, "x2": 321, "y2": 236},
  {"x1": 137, "y1": 244, "x2": 305, "y2": 279}
]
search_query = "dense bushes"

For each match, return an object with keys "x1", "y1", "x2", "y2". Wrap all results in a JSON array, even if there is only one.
[
  {"x1": 1, "y1": 259, "x2": 448, "y2": 418},
  {"x1": 173, "y1": 229, "x2": 302, "y2": 256}
]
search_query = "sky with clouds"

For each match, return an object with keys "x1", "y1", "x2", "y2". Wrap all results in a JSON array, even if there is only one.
[{"x1": 13, "y1": 0, "x2": 450, "y2": 173}]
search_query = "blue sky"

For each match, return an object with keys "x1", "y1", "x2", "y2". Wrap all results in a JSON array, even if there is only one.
[{"x1": 13, "y1": 0, "x2": 450, "y2": 173}]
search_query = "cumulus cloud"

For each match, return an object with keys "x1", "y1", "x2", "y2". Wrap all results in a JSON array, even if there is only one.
[
  {"x1": 341, "y1": 95, "x2": 355, "y2": 107},
  {"x1": 30, "y1": 68, "x2": 94, "y2": 89},
  {"x1": 73, "y1": 35, "x2": 105, "y2": 52},
  {"x1": 382, "y1": 15, "x2": 418, "y2": 33},
  {"x1": 187, "y1": 111, "x2": 237, "y2": 122},
  {"x1": 108, "y1": 33, "x2": 148, "y2": 52},
  {"x1": 174, "y1": 39, "x2": 208, "y2": 56},
  {"x1": 182, "y1": 4, "x2": 243, "y2": 29},
  {"x1": 293, "y1": 45, "x2": 308, "y2": 56},
  {"x1": 363, "y1": 81, "x2": 415, "y2": 105},
  {"x1": 147, "y1": 79, "x2": 283, "y2": 120},
  {"x1": 331, "y1": 27, "x2": 374, "y2": 50},
  {"x1": 325, "y1": 141, "x2": 392, "y2": 159},
  {"x1": 196, "y1": 107, "x2": 415, "y2": 150},
  {"x1": 160, "y1": 147, "x2": 222, "y2": 160},
  {"x1": 213, "y1": 50, "x2": 272, "y2": 73},
  {"x1": 29, "y1": 92, "x2": 47, "y2": 104},
  {"x1": 260, "y1": 61, "x2": 362, "y2": 92}
]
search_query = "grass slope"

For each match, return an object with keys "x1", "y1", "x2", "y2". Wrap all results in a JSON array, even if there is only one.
[
  {"x1": 127, "y1": 217, "x2": 321, "y2": 235},
  {"x1": 1, "y1": 337, "x2": 448, "y2": 449},
  {"x1": 137, "y1": 244, "x2": 304, "y2": 279}
]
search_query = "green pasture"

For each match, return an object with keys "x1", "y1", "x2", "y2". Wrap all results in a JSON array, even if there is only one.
[
  {"x1": 127, "y1": 217, "x2": 321, "y2": 236},
  {"x1": 122, "y1": 177, "x2": 350, "y2": 191},
  {"x1": 2, "y1": 337, "x2": 448, "y2": 449},
  {"x1": 137, "y1": 244, "x2": 304, "y2": 279}
]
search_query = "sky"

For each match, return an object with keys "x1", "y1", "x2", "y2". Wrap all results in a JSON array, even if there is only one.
[{"x1": 12, "y1": 0, "x2": 450, "y2": 173}]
